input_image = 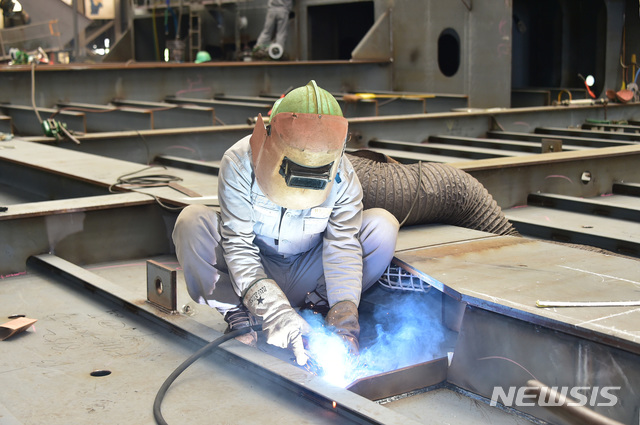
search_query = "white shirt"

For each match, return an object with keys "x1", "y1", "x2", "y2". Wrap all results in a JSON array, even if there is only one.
[{"x1": 218, "y1": 135, "x2": 364, "y2": 306}]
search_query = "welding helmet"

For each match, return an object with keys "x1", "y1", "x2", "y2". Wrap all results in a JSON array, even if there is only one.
[{"x1": 250, "y1": 80, "x2": 348, "y2": 210}]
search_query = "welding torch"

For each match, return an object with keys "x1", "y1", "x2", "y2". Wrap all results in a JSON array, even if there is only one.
[
  {"x1": 303, "y1": 355, "x2": 324, "y2": 376},
  {"x1": 301, "y1": 334, "x2": 324, "y2": 375}
]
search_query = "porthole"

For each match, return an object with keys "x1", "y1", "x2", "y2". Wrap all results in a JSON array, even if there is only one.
[{"x1": 438, "y1": 28, "x2": 461, "y2": 77}]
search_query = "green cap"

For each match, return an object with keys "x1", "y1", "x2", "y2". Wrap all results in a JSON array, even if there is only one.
[{"x1": 271, "y1": 80, "x2": 343, "y2": 117}]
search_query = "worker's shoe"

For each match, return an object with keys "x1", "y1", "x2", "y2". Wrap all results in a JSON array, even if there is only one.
[
  {"x1": 301, "y1": 290, "x2": 330, "y2": 317},
  {"x1": 251, "y1": 46, "x2": 268, "y2": 59},
  {"x1": 223, "y1": 304, "x2": 258, "y2": 347}
]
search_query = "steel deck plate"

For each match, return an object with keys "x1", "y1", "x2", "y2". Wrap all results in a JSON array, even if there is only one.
[
  {"x1": 0, "y1": 249, "x2": 539, "y2": 425},
  {"x1": 394, "y1": 233, "x2": 640, "y2": 353},
  {"x1": 3, "y1": 255, "x2": 434, "y2": 425}
]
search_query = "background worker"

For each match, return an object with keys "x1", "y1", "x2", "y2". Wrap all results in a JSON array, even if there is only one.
[
  {"x1": 253, "y1": 0, "x2": 293, "y2": 58},
  {"x1": 172, "y1": 80, "x2": 399, "y2": 365}
]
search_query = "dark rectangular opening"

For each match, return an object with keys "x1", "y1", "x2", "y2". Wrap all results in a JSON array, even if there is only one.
[{"x1": 307, "y1": 1, "x2": 374, "y2": 60}]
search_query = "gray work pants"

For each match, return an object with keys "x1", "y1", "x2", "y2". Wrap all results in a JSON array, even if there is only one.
[
  {"x1": 255, "y1": 6, "x2": 290, "y2": 48},
  {"x1": 172, "y1": 204, "x2": 399, "y2": 313}
]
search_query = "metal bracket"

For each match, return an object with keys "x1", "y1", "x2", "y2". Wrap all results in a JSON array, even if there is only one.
[
  {"x1": 347, "y1": 356, "x2": 448, "y2": 401},
  {"x1": 541, "y1": 138, "x2": 562, "y2": 153},
  {"x1": 146, "y1": 260, "x2": 177, "y2": 314}
]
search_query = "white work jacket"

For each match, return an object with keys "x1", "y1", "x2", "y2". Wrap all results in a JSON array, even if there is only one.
[{"x1": 218, "y1": 135, "x2": 364, "y2": 307}]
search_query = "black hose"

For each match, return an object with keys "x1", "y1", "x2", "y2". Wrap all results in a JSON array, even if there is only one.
[
  {"x1": 153, "y1": 324, "x2": 262, "y2": 425},
  {"x1": 346, "y1": 151, "x2": 518, "y2": 236}
]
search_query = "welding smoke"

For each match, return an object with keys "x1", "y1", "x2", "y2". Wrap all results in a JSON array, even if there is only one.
[
  {"x1": 301, "y1": 291, "x2": 445, "y2": 388},
  {"x1": 359, "y1": 291, "x2": 445, "y2": 373}
]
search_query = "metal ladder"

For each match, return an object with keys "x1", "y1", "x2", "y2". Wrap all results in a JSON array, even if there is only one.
[{"x1": 188, "y1": 1, "x2": 203, "y2": 61}]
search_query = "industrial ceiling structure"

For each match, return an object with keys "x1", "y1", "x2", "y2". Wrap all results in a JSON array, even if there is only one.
[{"x1": 1, "y1": 1, "x2": 639, "y2": 424}]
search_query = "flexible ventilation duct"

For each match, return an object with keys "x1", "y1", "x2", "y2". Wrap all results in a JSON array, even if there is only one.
[{"x1": 346, "y1": 151, "x2": 518, "y2": 236}]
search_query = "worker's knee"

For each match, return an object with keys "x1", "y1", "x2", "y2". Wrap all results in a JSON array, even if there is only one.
[
  {"x1": 173, "y1": 204, "x2": 219, "y2": 240},
  {"x1": 363, "y1": 207, "x2": 400, "y2": 236}
]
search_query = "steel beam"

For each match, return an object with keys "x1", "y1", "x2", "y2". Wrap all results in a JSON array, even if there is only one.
[
  {"x1": 22, "y1": 125, "x2": 252, "y2": 164},
  {"x1": 26, "y1": 253, "x2": 423, "y2": 425},
  {"x1": 614, "y1": 182, "x2": 640, "y2": 196},
  {"x1": 0, "y1": 61, "x2": 392, "y2": 108},
  {"x1": 200, "y1": 92, "x2": 466, "y2": 119},
  {"x1": 16, "y1": 131, "x2": 640, "y2": 212},
  {"x1": 581, "y1": 122, "x2": 640, "y2": 133},
  {"x1": 165, "y1": 96, "x2": 271, "y2": 125},
  {"x1": 0, "y1": 156, "x2": 110, "y2": 202},
  {"x1": 0, "y1": 193, "x2": 174, "y2": 275},
  {"x1": 346, "y1": 103, "x2": 640, "y2": 147},
  {"x1": 56, "y1": 101, "x2": 155, "y2": 132},
  {"x1": 526, "y1": 193, "x2": 640, "y2": 222},
  {"x1": 454, "y1": 145, "x2": 640, "y2": 208},
  {"x1": 154, "y1": 154, "x2": 220, "y2": 175},
  {"x1": 109, "y1": 99, "x2": 216, "y2": 129},
  {"x1": 369, "y1": 139, "x2": 533, "y2": 160},
  {"x1": 429, "y1": 134, "x2": 587, "y2": 153},
  {"x1": 486, "y1": 130, "x2": 634, "y2": 148},
  {"x1": 536, "y1": 126, "x2": 640, "y2": 142},
  {"x1": 0, "y1": 104, "x2": 87, "y2": 136},
  {"x1": 505, "y1": 206, "x2": 640, "y2": 257}
]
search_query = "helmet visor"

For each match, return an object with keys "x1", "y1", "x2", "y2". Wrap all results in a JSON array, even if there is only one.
[
  {"x1": 279, "y1": 156, "x2": 334, "y2": 190},
  {"x1": 252, "y1": 112, "x2": 348, "y2": 209}
]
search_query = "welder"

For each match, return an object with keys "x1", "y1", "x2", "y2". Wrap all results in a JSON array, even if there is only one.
[
  {"x1": 172, "y1": 80, "x2": 399, "y2": 365},
  {"x1": 253, "y1": 0, "x2": 293, "y2": 59}
]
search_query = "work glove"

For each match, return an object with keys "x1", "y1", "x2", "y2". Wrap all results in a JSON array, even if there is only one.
[
  {"x1": 326, "y1": 300, "x2": 360, "y2": 356},
  {"x1": 243, "y1": 278, "x2": 311, "y2": 365}
]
